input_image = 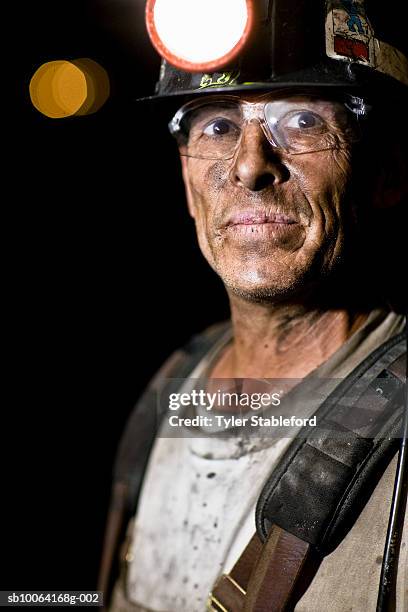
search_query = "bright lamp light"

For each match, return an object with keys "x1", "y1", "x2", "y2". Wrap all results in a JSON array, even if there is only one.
[{"x1": 145, "y1": 0, "x2": 253, "y2": 73}]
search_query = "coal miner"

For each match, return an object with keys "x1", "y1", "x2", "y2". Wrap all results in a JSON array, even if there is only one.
[{"x1": 100, "y1": 1, "x2": 407, "y2": 610}]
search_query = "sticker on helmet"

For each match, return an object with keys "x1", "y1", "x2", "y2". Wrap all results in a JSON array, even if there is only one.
[
  {"x1": 325, "y1": 0, "x2": 374, "y2": 65},
  {"x1": 325, "y1": 0, "x2": 408, "y2": 86}
]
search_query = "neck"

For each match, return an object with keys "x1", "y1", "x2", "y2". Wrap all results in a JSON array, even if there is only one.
[{"x1": 212, "y1": 295, "x2": 369, "y2": 379}]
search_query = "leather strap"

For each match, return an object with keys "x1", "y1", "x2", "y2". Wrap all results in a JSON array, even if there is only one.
[
  {"x1": 208, "y1": 533, "x2": 262, "y2": 610},
  {"x1": 208, "y1": 525, "x2": 321, "y2": 612},
  {"x1": 256, "y1": 339, "x2": 406, "y2": 552},
  {"x1": 245, "y1": 525, "x2": 321, "y2": 612}
]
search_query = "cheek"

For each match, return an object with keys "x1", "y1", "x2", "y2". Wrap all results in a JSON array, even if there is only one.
[
  {"x1": 187, "y1": 160, "x2": 227, "y2": 229},
  {"x1": 287, "y1": 149, "x2": 354, "y2": 269},
  {"x1": 292, "y1": 149, "x2": 352, "y2": 231},
  {"x1": 185, "y1": 161, "x2": 225, "y2": 261},
  {"x1": 187, "y1": 160, "x2": 218, "y2": 213}
]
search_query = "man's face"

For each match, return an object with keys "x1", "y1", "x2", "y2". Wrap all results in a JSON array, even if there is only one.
[{"x1": 179, "y1": 91, "x2": 358, "y2": 302}]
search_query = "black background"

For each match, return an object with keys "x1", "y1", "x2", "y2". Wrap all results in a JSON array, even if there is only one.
[
  {"x1": 6, "y1": 0, "x2": 408, "y2": 594},
  {"x1": 5, "y1": 0, "x2": 229, "y2": 591}
]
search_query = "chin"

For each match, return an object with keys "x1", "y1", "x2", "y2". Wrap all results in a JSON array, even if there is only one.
[
  {"x1": 213, "y1": 245, "x2": 342, "y2": 304},
  {"x1": 227, "y1": 283, "x2": 305, "y2": 304},
  {"x1": 222, "y1": 270, "x2": 312, "y2": 304}
]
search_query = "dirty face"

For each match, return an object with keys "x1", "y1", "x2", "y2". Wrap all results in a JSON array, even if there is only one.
[{"x1": 179, "y1": 92, "x2": 359, "y2": 302}]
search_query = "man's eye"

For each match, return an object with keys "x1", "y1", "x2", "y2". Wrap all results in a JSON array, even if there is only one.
[
  {"x1": 285, "y1": 111, "x2": 324, "y2": 129},
  {"x1": 203, "y1": 118, "x2": 237, "y2": 136}
]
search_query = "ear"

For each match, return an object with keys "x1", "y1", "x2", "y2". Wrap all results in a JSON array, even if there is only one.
[
  {"x1": 372, "y1": 143, "x2": 408, "y2": 209},
  {"x1": 180, "y1": 155, "x2": 196, "y2": 219}
]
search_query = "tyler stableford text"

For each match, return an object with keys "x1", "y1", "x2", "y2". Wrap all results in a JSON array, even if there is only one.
[
  {"x1": 168, "y1": 414, "x2": 317, "y2": 428},
  {"x1": 165, "y1": 389, "x2": 317, "y2": 430}
]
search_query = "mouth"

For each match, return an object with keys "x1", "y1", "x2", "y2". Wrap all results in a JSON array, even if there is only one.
[
  {"x1": 221, "y1": 209, "x2": 303, "y2": 246},
  {"x1": 224, "y1": 211, "x2": 298, "y2": 228}
]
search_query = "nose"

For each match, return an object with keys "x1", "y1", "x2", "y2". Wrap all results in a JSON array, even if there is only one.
[{"x1": 229, "y1": 121, "x2": 289, "y2": 191}]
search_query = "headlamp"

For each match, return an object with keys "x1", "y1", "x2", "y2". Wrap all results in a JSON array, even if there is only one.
[{"x1": 145, "y1": 0, "x2": 253, "y2": 73}]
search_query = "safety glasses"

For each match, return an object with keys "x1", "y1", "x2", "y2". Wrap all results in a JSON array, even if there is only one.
[{"x1": 169, "y1": 93, "x2": 366, "y2": 159}]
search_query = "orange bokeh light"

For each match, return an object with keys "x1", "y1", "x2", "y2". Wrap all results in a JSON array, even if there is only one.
[{"x1": 29, "y1": 59, "x2": 110, "y2": 119}]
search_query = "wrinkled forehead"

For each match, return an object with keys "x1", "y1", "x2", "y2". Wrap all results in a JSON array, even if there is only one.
[
  {"x1": 192, "y1": 87, "x2": 348, "y2": 106},
  {"x1": 234, "y1": 90, "x2": 330, "y2": 104},
  {"x1": 172, "y1": 90, "x2": 352, "y2": 127},
  {"x1": 173, "y1": 90, "x2": 353, "y2": 120}
]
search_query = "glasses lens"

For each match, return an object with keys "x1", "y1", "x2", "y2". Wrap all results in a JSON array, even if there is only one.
[
  {"x1": 264, "y1": 98, "x2": 359, "y2": 154},
  {"x1": 175, "y1": 100, "x2": 242, "y2": 159},
  {"x1": 171, "y1": 96, "x2": 360, "y2": 159}
]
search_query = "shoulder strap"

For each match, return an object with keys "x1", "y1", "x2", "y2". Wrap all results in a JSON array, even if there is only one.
[
  {"x1": 208, "y1": 526, "x2": 318, "y2": 612},
  {"x1": 256, "y1": 333, "x2": 406, "y2": 553},
  {"x1": 209, "y1": 337, "x2": 406, "y2": 612},
  {"x1": 98, "y1": 320, "x2": 231, "y2": 602}
]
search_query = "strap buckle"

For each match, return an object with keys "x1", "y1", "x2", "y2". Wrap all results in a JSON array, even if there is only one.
[
  {"x1": 206, "y1": 592, "x2": 229, "y2": 612},
  {"x1": 207, "y1": 574, "x2": 246, "y2": 611}
]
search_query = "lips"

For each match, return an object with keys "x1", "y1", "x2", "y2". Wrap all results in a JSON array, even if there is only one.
[{"x1": 225, "y1": 211, "x2": 298, "y2": 227}]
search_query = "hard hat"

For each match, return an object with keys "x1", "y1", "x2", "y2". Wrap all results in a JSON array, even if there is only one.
[{"x1": 141, "y1": 0, "x2": 408, "y2": 104}]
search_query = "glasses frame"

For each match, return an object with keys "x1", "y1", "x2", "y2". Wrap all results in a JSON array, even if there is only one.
[{"x1": 168, "y1": 91, "x2": 370, "y2": 159}]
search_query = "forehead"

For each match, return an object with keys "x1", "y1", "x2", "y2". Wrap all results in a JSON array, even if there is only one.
[
  {"x1": 237, "y1": 91, "x2": 324, "y2": 103},
  {"x1": 173, "y1": 90, "x2": 346, "y2": 124},
  {"x1": 195, "y1": 88, "x2": 341, "y2": 105},
  {"x1": 172, "y1": 91, "x2": 347, "y2": 121}
]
